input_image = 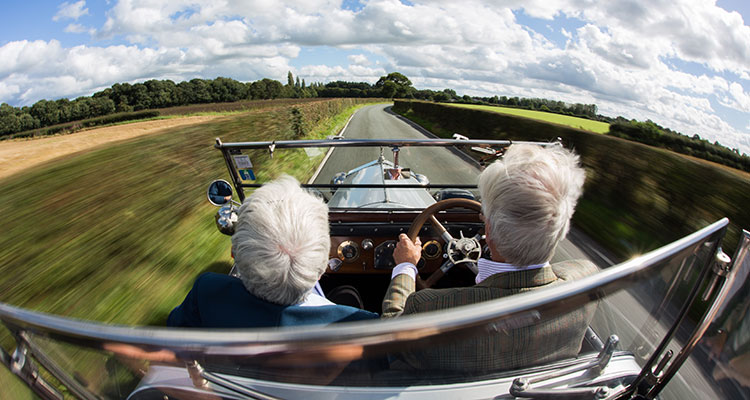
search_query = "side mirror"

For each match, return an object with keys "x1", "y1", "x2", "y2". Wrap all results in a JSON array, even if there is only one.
[{"x1": 207, "y1": 180, "x2": 233, "y2": 206}]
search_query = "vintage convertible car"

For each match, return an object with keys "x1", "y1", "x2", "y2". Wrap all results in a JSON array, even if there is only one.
[{"x1": 1, "y1": 137, "x2": 748, "y2": 400}]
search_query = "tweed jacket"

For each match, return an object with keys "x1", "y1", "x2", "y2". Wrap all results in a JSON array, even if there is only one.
[{"x1": 381, "y1": 260, "x2": 599, "y2": 372}]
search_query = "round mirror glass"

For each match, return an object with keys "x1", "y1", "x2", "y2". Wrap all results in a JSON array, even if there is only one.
[{"x1": 207, "y1": 180, "x2": 233, "y2": 206}]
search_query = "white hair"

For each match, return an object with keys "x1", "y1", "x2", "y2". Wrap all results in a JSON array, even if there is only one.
[
  {"x1": 478, "y1": 144, "x2": 585, "y2": 266},
  {"x1": 231, "y1": 175, "x2": 330, "y2": 305}
]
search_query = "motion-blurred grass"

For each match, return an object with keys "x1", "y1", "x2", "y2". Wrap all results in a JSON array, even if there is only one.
[
  {"x1": 0, "y1": 99, "x2": 379, "y2": 398},
  {"x1": 0, "y1": 99, "x2": 376, "y2": 325}
]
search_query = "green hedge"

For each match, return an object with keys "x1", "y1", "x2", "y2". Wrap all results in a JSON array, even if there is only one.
[{"x1": 394, "y1": 100, "x2": 750, "y2": 259}]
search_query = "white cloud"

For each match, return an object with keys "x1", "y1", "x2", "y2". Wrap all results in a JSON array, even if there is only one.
[
  {"x1": 63, "y1": 23, "x2": 95, "y2": 34},
  {"x1": 720, "y1": 82, "x2": 750, "y2": 113},
  {"x1": 348, "y1": 54, "x2": 370, "y2": 66},
  {"x1": 53, "y1": 1, "x2": 89, "y2": 22},
  {"x1": 1, "y1": 0, "x2": 749, "y2": 153}
]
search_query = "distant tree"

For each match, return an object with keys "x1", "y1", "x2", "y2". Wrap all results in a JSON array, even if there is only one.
[
  {"x1": 381, "y1": 81, "x2": 397, "y2": 98},
  {"x1": 433, "y1": 91, "x2": 450, "y2": 102},
  {"x1": 287, "y1": 71, "x2": 294, "y2": 87},
  {"x1": 250, "y1": 78, "x2": 284, "y2": 99},
  {"x1": 375, "y1": 72, "x2": 414, "y2": 98}
]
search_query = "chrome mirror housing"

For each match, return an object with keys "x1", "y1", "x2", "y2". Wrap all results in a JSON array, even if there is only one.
[
  {"x1": 207, "y1": 180, "x2": 233, "y2": 206},
  {"x1": 215, "y1": 205, "x2": 238, "y2": 236}
]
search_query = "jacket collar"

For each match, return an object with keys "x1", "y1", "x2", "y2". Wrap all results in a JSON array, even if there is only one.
[{"x1": 477, "y1": 265, "x2": 558, "y2": 289}]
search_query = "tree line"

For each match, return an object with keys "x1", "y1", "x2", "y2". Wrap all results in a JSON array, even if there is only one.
[
  {"x1": 608, "y1": 119, "x2": 750, "y2": 172},
  {"x1": 1, "y1": 71, "x2": 747, "y2": 172}
]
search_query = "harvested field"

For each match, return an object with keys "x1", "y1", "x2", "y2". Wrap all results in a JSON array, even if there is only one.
[{"x1": 0, "y1": 116, "x2": 220, "y2": 180}]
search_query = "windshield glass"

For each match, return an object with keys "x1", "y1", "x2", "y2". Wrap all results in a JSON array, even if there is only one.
[
  {"x1": 0, "y1": 219, "x2": 729, "y2": 399},
  {"x1": 216, "y1": 139, "x2": 526, "y2": 210}
]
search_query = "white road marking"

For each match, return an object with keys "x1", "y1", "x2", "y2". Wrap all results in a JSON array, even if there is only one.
[{"x1": 307, "y1": 111, "x2": 356, "y2": 184}]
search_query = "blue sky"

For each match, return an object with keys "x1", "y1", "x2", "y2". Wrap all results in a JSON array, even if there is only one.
[{"x1": 1, "y1": 0, "x2": 749, "y2": 153}]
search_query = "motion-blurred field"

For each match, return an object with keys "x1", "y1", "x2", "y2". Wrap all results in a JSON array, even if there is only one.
[
  {"x1": 446, "y1": 103, "x2": 611, "y2": 134},
  {"x1": 0, "y1": 99, "x2": 377, "y2": 325}
]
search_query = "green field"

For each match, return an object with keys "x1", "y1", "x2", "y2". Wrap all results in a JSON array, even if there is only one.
[
  {"x1": 0, "y1": 99, "x2": 378, "y2": 397},
  {"x1": 0, "y1": 100, "x2": 376, "y2": 323},
  {"x1": 446, "y1": 103, "x2": 611, "y2": 134}
]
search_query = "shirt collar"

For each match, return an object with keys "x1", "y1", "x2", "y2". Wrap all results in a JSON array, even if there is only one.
[{"x1": 476, "y1": 258, "x2": 550, "y2": 284}]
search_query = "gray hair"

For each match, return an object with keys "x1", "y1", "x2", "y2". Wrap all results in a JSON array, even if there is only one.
[
  {"x1": 231, "y1": 175, "x2": 330, "y2": 305},
  {"x1": 478, "y1": 144, "x2": 585, "y2": 266}
]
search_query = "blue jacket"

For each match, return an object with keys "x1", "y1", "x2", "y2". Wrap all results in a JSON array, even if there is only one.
[{"x1": 167, "y1": 272, "x2": 378, "y2": 328}]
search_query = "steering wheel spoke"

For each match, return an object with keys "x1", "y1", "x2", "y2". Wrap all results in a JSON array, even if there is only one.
[{"x1": 407, "y1": 198, "x2": 483, "y2": 289}]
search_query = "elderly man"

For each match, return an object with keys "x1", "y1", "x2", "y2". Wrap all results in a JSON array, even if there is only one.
[
  {"x1": 169, "y1": 175, "x2": 378, "y2": 328},
  {"x1": 382, "y1": 144, "x2": 598, "y2": 372}
]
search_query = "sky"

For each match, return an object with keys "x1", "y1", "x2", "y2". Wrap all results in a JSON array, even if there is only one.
[{"x1": 1, "y1": 0, "x2": 749, "y2": 154}]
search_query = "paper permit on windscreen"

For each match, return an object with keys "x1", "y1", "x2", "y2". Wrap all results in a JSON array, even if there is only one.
[{"x1": 232, "y1": 155, "x2": 253, "y2": 169}]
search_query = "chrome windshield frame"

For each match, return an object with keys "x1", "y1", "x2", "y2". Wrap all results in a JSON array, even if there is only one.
[
  {"x1": 213, "y1": 138, "x2": 560, "y2": 201},
  {"x1": 0, "y1": 219, "x2": 729, "y2": 354}
]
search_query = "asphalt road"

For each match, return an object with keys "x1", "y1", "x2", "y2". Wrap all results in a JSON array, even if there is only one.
[
  {"x1": 312, "y1": 104, "x2": 481, "y2": 187},
  {"x1": 315, "y1": 103, "x2": 729, "y2": 400}
]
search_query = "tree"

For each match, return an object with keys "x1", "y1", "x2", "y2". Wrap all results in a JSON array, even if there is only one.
[
  {"x1": 375, "y1": 72, "x2": 414, "y2": 98},
  {"x1": 250, "y1": 78, "x2": 283, "y2": 99},
  {"x1": 381, "y1": 81, "x2": 397, "y2": 98},
  {"x1": 287, "y1": 71, "x2": 294, "y2": 87}
]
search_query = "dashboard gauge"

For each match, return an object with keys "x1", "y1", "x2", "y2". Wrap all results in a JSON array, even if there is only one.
[
  {"x1": 337, "y1": 240, "x2": 360, "y2": 262},
  {"x1": 422, "y1": 240, "x2": 442, "y2": 260}
]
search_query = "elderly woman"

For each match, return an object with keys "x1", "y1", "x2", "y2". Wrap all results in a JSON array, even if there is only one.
[
  {"x1": 168, "y1": 175, "x2": 377, "y2": 328},
  {"x1": 382, "y1": 144, "x2": 598, "y2": 371}
]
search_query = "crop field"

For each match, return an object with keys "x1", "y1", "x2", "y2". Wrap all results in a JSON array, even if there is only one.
[
  {"x1": 0, "y1": 99, "x2": 378, "y2": 396},
  {"x1": 446, "y1": 103, "x2": 611, "y2": 134}
]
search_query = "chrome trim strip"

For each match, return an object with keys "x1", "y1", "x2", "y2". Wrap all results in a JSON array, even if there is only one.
[{"x1": 214, "y1": 138, "x2": 551, "y2": 149}]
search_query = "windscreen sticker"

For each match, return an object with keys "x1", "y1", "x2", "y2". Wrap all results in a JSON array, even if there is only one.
[
  {"x1": 239, "y1": 169, "x2": 256, "y2": 180},
  {"x1": 232, "y1": 155, "x2": 253, "y2": 169}
]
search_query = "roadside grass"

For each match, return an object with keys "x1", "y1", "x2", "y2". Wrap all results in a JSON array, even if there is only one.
[
  {"x1": 0, "y1": 100, "x2": 374, "y2": 397},
  {"x1": 0, "y1": 101, "x2": 371, "y2": 324},
  {"x1": 445, "y1": 103, "x2": 611, "y2": 134},
  {"x1": 0, "y1": 366, "x2": 35, "y2": 400}
]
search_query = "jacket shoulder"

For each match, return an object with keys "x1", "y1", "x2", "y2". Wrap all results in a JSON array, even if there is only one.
[{"x1": 551, "y1": 259, "x2": 599, "y2": 282}]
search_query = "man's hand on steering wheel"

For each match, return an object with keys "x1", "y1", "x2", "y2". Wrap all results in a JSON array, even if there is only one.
[
  {"x1": 394, "y1": 234, "x2": 422, "y2": 265},
  {"x1": 406, "y1": 198, "x2": 483, "y2": 289}
]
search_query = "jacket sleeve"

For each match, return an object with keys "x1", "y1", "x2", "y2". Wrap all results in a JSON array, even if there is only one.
[{"x1": 381, "y1": 274, "x2": 416, "y2": 318}]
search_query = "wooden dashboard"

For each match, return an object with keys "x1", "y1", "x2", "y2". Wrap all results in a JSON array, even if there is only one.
[{"x1": 326, "y1": 210, "x2": 483, "y2": 275}]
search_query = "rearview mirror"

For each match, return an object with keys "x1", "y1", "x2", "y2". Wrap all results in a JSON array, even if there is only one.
[{"x1": 207, "y1": 180, "x2": 233, "y2": 206}]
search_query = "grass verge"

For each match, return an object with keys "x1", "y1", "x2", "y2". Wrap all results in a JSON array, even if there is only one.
[
  {"x1": 0, "y1": 99, "x2": 377, "y2": 397},
  {"x1": 445, "y1": 103, "x2": 611, "y2": 134}
]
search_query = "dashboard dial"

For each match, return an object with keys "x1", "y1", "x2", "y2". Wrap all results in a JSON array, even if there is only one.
[
  {"x1": 422, "y1": 240, "x2": 442, "y2": 260},
  {"x1": 337, "y1": 240, "x2": 360, "y2": 262}
]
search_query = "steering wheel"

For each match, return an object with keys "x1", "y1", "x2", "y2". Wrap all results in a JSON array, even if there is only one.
[{"x1": 406, "y1": 198, "x2": 483, "y2": 289}]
